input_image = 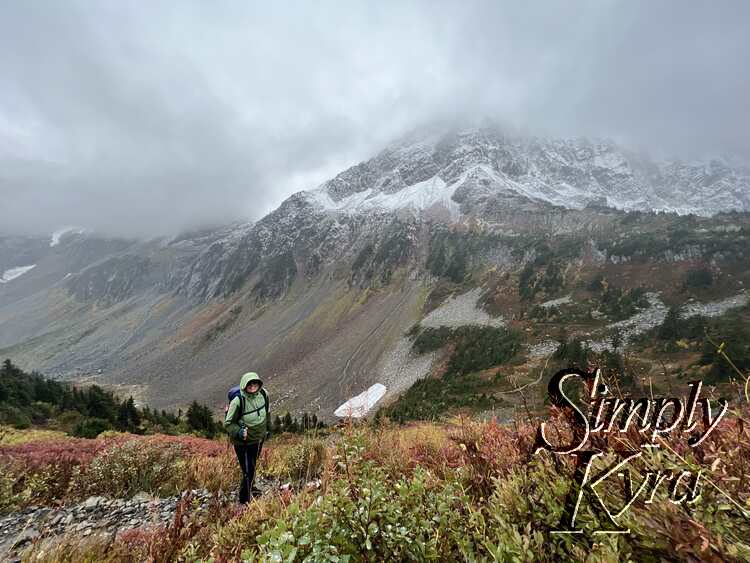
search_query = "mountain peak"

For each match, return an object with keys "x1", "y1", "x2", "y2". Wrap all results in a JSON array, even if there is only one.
[{"x1": 301, "y1": 126, "x2": 750, "y2": 218}]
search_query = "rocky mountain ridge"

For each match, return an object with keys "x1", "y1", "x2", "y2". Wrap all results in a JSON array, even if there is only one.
[
  {"x1": 306, "y1": 126, "x2": 750, "y2": 218},
  {"x1": 1, "y1": 124, "x2": 749, "y2": 416}
]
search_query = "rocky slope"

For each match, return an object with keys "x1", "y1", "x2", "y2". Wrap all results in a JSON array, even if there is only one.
[{"x1": 1, "y1": 124, "x2": 749, "y2": 418}]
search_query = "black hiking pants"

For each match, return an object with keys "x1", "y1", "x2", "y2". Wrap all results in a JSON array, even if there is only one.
[{"x1": 234, "y1": 442, "x2": 262, "y2": 504}]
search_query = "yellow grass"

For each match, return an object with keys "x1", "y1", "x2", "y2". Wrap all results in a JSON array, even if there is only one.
[{"x1": 0, "y1": 426, "x2": 68, "y2": 446}]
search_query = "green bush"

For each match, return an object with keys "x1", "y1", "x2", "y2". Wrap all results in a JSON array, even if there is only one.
[
  {"x1": 445, "y1": 326, "x2": 521, "y2": 378},
  {"x1": 411, "y1": 326, "x2": 454, "y2": 353},
  {"x1": 656, "y1": 307, "x2": 707, "y2": 342},
  {"x1": 684, "y1": 267, "x2": 713, "y2": 289},
  {"x1": 257, "y1": 462, "x2": 472, "y2": 561},
  {"x1": 0, "y1": 405, "x2": 31, "y2": 429},
  {"x1": 72, "y1": 440, "x2": 185, "y2": 498},
  {"x1": 412, "y1": 326, "x2": 521, "y2": 378},
  {"x1": 380, "y1": 373, "x2": 500, "y2": 423},
  {"x1": 700, "y1": 313, "x2": 750, "y2": 383},
  {"x1": 72, "y1": 417, "x2": 112, "y2": 438},
  {"x1": 553, "y1": 337, "x2": 589, "y2": 367},
  {"x1": 598, "y1": 285, "x2": 649, "y2": 321},
  {"x1": 469, "y1": 455, "x2": 631, "y2": 561},
  {"x1": 264, "y1": 438, "x2": 327, "y2": 482}
]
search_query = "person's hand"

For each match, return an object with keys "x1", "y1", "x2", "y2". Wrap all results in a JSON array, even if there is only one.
[{"x1": 237, "y1": 427, "x2": 247, "y2": 441}]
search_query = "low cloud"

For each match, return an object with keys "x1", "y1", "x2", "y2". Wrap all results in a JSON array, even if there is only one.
[{"x1": 1, "y1": 1, "x2": 748, "y2": 237}]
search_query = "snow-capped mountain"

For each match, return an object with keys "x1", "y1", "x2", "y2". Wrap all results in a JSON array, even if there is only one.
[
  {"x1": 303, "y1": 127, "x2": 750, "y2": 218},
  {"x1": 1, "y1": 123, "x2": 749, "y2": 418}
]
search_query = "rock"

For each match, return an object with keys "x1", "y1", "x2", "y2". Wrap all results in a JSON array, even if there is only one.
[
  {"x1": 48, "y1": 512, "x2": 64, "y2": 526},
  {"x1": 64, "y1": 514, "x2": 75, "y2": 526},
  {"x1": 132, "y1": 492, "x2": 152, "y2": 504},
  {"x1": 83, "y1": 496, "x2": 106, "y2": 510},
  {"x1": 11, "y1": 527, "x2": 39, "y2": 546}
]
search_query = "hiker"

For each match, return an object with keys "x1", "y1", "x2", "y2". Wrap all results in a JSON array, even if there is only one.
[{"x1": 224, "y1": 372, "x2": 271, "y2": 503}]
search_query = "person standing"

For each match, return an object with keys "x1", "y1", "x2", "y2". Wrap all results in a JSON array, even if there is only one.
[{"x1": 224, "y1": 372, "x2": 270, "y2": 503}]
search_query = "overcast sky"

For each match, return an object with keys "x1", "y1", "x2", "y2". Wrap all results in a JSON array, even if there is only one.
[{"x1": 1, "y1": 1, "x2": 748, "y2": 238}]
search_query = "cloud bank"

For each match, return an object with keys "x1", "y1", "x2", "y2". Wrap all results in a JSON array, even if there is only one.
[{"x1": 1, "y1": 1, "x2": 748, "y2": 237}]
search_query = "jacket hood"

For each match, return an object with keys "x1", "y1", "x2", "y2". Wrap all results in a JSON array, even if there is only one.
[{"x1": 240, "y1": 372, "x2": 263, "y2": 392}]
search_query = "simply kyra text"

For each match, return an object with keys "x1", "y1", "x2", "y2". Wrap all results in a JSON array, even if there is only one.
[{"x1": 534, "y1": 367, "x2": 729, "y2": 534}]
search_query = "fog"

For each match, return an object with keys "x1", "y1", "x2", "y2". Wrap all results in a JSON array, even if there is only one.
[{"x1": 1, "y1": 1, "x2": 748, "y2": 237}]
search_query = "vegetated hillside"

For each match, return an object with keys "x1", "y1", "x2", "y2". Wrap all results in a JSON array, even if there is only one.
[
  {"x1": 1, "y1": 125, "x2": 749, "y2": 420},
  {"x1": 2, "y1": 410, "x2": 748, "y2": 561},
  {"x1": 0, "y1": 359, "x2": 219, "y2": 438}
]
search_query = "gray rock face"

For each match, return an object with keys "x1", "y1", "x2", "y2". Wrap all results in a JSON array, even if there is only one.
[
  {"x1": 4, "y1": 125, "x2": 747, "y2": 309},
  {"x1": 65, "y1": 255, "x2": 152, "y2": 304}
]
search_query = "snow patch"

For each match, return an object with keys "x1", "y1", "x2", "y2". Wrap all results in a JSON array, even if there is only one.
[
  {"x1": 527, "y1": 340, "x2": 559, "y2": 358},
  {"x1": 334, "y1": 383, "x2": 387, "y2": 418},
  {"x1": 540, "y1": 295, "x2": 572, "y2": 308},
  {"x1": 307, "y1": 176, "x2": 461, "y2": 218},
  {"x1": 0, "y1": 264, "x2": 36, "y2": 283},
  {"x1": 51, "y1": 227, "x2": 85, "y2": 247}
]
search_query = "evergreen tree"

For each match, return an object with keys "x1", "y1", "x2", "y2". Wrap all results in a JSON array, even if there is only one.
[
  {"x1": 117, "y1": 400, "x2": 131, "y2": 431},
  {"x1": 85, "y1": 385, "x2": 118, "y2": 422},
  {"x1": 126, "y1": 397, "x2": 141, "y2": 427},
  {"x1": 518, "y1": 264, "x2": 536, "y2": 300},
  {"x1": 186, "y1": 401, "x2": 217, "y2": 437},
  {"x1": 658, "y1": 306, "x2": 681, "y2": 341}
]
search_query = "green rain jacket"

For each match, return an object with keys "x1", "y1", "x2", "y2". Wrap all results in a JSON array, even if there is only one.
[{"x1": 224, "y1": 372, "x2": 270, "y2": 445}]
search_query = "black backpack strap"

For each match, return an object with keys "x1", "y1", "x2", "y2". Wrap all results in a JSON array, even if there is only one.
[
  {"x1": 261, "y1": 388, "x2": 269, "y2": 417},
  {"x1": 235, "y1": 389, "x2": 269, "y2": 419},
  {"x1": 241, "y1": 390, "x2": 268, "y2": 416}
]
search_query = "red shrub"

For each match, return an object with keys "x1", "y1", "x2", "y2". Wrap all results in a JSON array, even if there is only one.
[
  {"x1": 0, "y1": 437, "x2": 109, "y2": 469},
  {"x1": 450, "y1": 418, "x2": 537, "y2": 497}
]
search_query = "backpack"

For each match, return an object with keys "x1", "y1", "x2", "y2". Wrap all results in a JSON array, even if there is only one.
[{"x1": 226, "y1": 385, "x2": 269, "y2": 424}]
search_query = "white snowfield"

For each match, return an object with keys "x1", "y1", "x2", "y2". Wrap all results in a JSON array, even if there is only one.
[
  {"x1": 334, "y1": 383, "x2": 387, "y2": 418},
  {"x1": 307, "y1": 175, "x2": 460, "y2": 218},
  {"x1": 50, "y1": 227, "x2": 85, "y2": 247},
  {"x1": 0, "y1": 265, "x2": 36, "y2": 284}
]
